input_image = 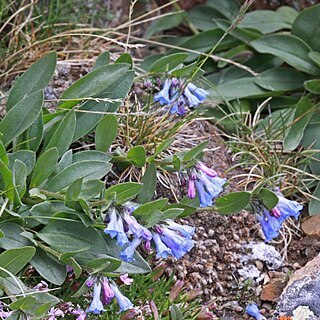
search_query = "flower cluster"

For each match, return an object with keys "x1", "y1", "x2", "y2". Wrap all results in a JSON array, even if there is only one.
[
  {"x1": 154, "y1": 78, "x2": 208, "y2": 115},
  {"x1": 104, "y1": 206, "x2": 195, "y2": 262},
  {"x1": 257, "y1": 191, "x2": 303, "y2": 242},
  {"x1": 86, "y1": 276, "x2": 133, "y2": 315},
  {"x1": 187, "y1": 161, "x2": 226, "y2": 207}
]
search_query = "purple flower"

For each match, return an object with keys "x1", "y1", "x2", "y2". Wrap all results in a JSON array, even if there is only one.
[
  {"x1": 101, "y1": 279, "x2": 114, "y2": 305},
  {"x1": 257, "y1": 209, "x2": 282, "y2": 242},
  {"x1": 104, "y1": 208, "x2": 129, "y2": 247},
  {"x1": 69, "y1": 306, "x2": 86, "y2": 320},
  {"x1": 165, "y1": 220, "x2": 195, "y2": 240},
  {"x1": 257, "y1": 192, "x2": 303, "y2": 242},
  {"x1": 195, "y1": 179, "x2": 215, "y2": 207},
  {"x1": 120, "y1": 273, "x2": 134, "y2": 285},
  {"x1": 120, "y1": 237, "x2": 142, "y2": 262},
  {"x1": 86, "y1": 282, "x2": 105, "y2": 315},
  {"x1": 186, "y1": 82, "x2": 208, "y2": 101},
  {"x1": 245, "y1": 303, "x2": 266, "y2": 320},
  {"x1": 47, "y1": 307, "x2": 64, "y2": 320},
  {"x1": 196, "y1": 161, "x2": 217, "y2": 178},
  {"x1": 152, "y1": 231, "x2": 172, "y2": 259},
  {"x1": 184, "y1": 85, "x2": 202, "y2": 106},
  {"x1": 188, "y1": 176, "x2": 196, "y2": 199},
  {"x1": 159, "y1": 226, "x2": 195, "y2": 259},
  {"x1": 123, "y1": 213, "x2": 152, "y2": 241},
  {"x1": 187, "y1": 163, "x2": 225, "y2": 207},
  {"x1": 110, "y1": 283, "x2": 134, "y2": 313},
  {"x1": 154, "y1": 79, "x2": 172, "y2": 105},
  {"x1": 273, "y1": 192, "x2": 303, "y2": 224}
]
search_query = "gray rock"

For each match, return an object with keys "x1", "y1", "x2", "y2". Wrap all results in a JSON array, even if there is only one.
[{"x1": 277, "y1": 276, "x2": 320, "y2": 317}]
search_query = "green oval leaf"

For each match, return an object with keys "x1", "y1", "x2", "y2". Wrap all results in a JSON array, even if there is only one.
[
  {"x1": 31, "y1": 249, "x2": 67, "y2": 285},
  {"x1": 304, "y1": 79, "x2": 320, "y2": 94},
  {"x1": 30, "y1": 147, "x2": 59, "y2": 188},
  {"x1": 137, "y1": 163, "x2": 157, "y2": 204},
  {"x1": 239, "y1": 10, "x2": 290, "y2": 34},
  {"x1": 45, "y1": 110, "x2": 76, "y2": 157},
  {"x1": 58, "y1": 64, "x2": 130, "y2": 109},
  {"x1": 150, "y1": 53, "x2": 189, "y2": 73},
  {"x1": 127, "y1": 146, "x2": 146, "y2": 168},
  {"x1": 259, "y1": 188, "x2": 279, "y2": 210},
  {"x1": 292, "y1": 3, "x2": 320, "y2": 51},
  {"x1": 284, "y1": 97, "x2": 313, "y2": 151},
  {"x1": 215, "y1": 191, "x2": 251, "y2": 214},
  {"x1": 7, "y1": 52, "x2": 56, "y2": 111},
  {"x1": 0, "y1": 91, "x2": 43, "y2": 146},
  {"x1": 105, "y1": 182, "x2": 143, "y2": 204},
  {"x1": 0, "y1": 246, "x2": 36, "y2": 275},
  {"x1": 95, "y1": 114, "x2": 118, "y2": 152},
  {"x1": 255, "y1": 68, "x2": 309, "y2": 91},
  {"x1": 45, "y1": 160, "x2": 112, "y2": 192},
  {"x1": 251, "y1": 34, "x2": 320, "y2": 75}
]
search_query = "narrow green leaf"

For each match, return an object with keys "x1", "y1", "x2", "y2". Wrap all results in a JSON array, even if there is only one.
[
  {"x1": 0, "y1": 91, "x2": 43, "y2": 146},
  {"x1": 183, "y1": 141, "x2": 208, "y2": 162},
  {"x1": 309, "y1": 181, "x2": 320, "y2": 215},
  {"x1": 7, "y1": 52, "x2": 56, "y2": 110},
  {"x1": 0, "y1": 159, "x2": 15, "y2": 203},
  {"x1": 13, "y1": 160, "x2": 27, "y2": 198},
  {"x1": 284, "y1": 97, "x2": 313, "y2": 151},
  {"x1": 27, "y1": 113, "x2": 44, "y2": 152},
  {"x1": 215, "y1": 191, "x2": 251, "y2": 215},
  {"x1": 30, "y1": 147, "x2": 59, "y2": 188},
  {"x1": 95, "y1": 114, "x2": 118, "y2": 152},
  {"x1": 127, "y1": 146, "x2": 146, "y2": 168},
  {"x1": 45, "y1": 160, "x2": 111, "y2": 192},
  {"x1": 259, "y1": 189, "x2": 279, "y2": 210},
  {"x1": 45, "y1": 110, "x2": 76, "y2": 157},
  {"x1": 0, "y1": 246, "x2": 35, "y2": 275},
  {"x1": 137, "y1": 163, "x2": 157, "y2": 203}
]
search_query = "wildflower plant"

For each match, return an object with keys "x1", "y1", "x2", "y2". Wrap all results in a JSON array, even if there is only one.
[{"x1": 0, "y1": 47, "x2": 304, "y2": 318}]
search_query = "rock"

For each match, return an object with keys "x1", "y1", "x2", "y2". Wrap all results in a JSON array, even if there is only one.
[
  {"x1": 301, "y1": 215, "x2": 320, "y2": 237},
  {"x1": 260, "y1": 278, "x2": 286, "y2": 302},
  {"x1": 241, "y1": 242, "x2": 283, "y2": 270},
  {"x1": 276, "y1": 254, "x2": 320, "y2": 317}
]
